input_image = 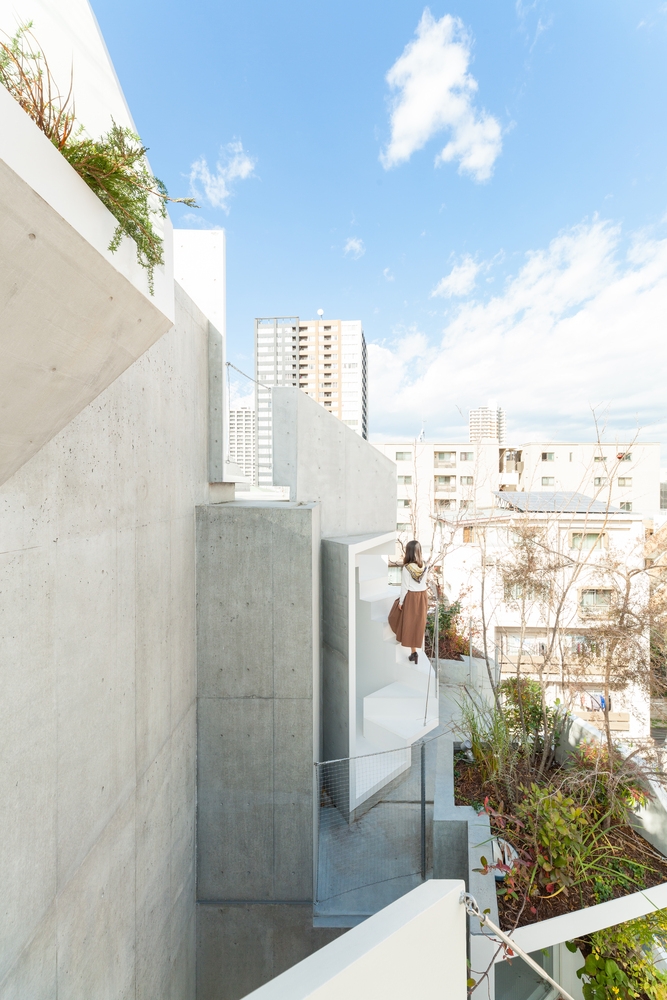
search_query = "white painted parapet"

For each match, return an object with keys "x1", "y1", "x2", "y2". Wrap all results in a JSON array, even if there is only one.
[{"x1": 240, "y1": 880, "x2": 467, "y2": 1000}]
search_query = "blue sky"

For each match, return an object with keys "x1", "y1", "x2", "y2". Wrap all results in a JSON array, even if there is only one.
[{"x1": 91, "y1": 0, "x2": 667, "y2": 450}]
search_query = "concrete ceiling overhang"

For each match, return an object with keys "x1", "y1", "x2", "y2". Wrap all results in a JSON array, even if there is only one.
[{"x1": 0, "y1": 85, "x2": 175, "y2": 487}]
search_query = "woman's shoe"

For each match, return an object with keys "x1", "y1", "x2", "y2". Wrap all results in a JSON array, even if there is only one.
[{"x1": 409, "y1": 652, "x2": 418, "y2": 663}]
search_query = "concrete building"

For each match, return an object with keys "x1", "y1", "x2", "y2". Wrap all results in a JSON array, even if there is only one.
[
  {"x1": 374, "y1": 439, "x2": 661, "y2": 560},
  {"x1": 255, "y1": 316, "x2": 367, "y2": 487},
  {"x1": 0, "y1": 7, "x2": 440, "y2": 992},
  {"x1": 469, "y1": 401, "x2": 506, "y2": 444},
  {"x1": 228, "y1": 406, "x2": 255, "y2": 480}
]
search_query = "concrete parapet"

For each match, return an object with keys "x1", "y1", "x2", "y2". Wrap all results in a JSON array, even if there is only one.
[
  {"x1": 272, "y1": 388, "x2": 396, "y2": 537},
  {"x1": 432, "y1": 739, "x2": 499, "y2": 995}
]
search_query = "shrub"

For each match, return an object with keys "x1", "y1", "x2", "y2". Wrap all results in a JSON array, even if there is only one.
[{"x1": 570, "y1": 909, "x2": 667, "y2": 1000}]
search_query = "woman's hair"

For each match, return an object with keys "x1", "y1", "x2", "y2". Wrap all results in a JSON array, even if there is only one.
[{"x1": 403, "y1": 540, "x2": 423, "y2": 567}]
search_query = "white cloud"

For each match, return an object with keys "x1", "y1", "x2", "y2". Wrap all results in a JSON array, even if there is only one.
[
  {"x1": 189, "y1": 140, "x2": 256, "y2": 212},
  {"x1": 431, "y1": 254, "x2": 480, "y2": 297},
  {"x1": 383, "y1": 267, "x2": 395, "y2": 282},
  {"x1": 344, "y1": 237, "x2": 366, "y2": 259},
  {"x1": 381, "y1": 9, "x2": 502, "y2": 181},
  {"x1": 368, "y1": 219, "x2": 667, "y2": 446}
]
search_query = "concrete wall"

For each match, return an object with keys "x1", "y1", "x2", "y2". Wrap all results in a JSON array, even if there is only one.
[
  {"x1": 321, "y1": 539, "x2": 352, "y2": 764},
  {"x1": 272, "y1": 388, "x2": 396, "y2": 538},
  {"x1": 196, "y1": 501, "x2": 341, "y2": 1000},
  {"x1": 0, "y1": 282, "x2": 207, "y2": 999}
]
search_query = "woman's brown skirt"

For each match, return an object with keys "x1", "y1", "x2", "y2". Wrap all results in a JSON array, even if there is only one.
[{"x1": 388, "y1": 590, "x2": 428, "y2": 649}]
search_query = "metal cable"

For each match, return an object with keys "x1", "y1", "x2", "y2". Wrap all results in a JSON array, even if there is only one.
[{"x1": 461, "y1": 891, "x2": 576, "y2": 1000}]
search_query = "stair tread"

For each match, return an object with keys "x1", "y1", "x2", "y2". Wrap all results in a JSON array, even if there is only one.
[
  {"x1": 364, "y1": 715, "x2": 439, "y2": 740},
  {"x1": 364, "y1": 682, "x2": 428, "y2": 701}
]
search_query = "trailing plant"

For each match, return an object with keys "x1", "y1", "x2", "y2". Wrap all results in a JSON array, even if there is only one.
[{"x1": 0, "y1": 24, "x2": 196, "y2": 292}]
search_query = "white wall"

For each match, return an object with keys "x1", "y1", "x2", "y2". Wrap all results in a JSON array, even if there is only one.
[
  {"x1": 0, "y1": 0, "x2": 135, "y2": 136},
  {"x1": 0, "y1": 284, "x2": 208, "y2": 998},
  {"x1": 174, "y1": 231, "x2": 226, "y2": 336},
  {"x1": 241, "y1": 880, "x2": 467, "y2": 1000}
]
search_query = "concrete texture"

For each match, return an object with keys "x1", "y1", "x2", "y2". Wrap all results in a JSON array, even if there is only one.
[
  {"x1": 321, "y1": 538, "x2": 351, "y2": 764},
  {"x1": 196, "y1": 501, "x2": 324, "y2": 999},
  {"x1": 0, "y1": 82, "x2": 175, "y2": 487},
  {"x1": 0, "y1": 282, "x2": 206, "y2": 998},
  {"x1": 272, "y1": 388, "x2": 396, "y2": 537},
  {"x1": 197, "y1": 904, "x2": 344, "y2": 1000},
  {"x1": 196, "y1": 501, "x2": 320, "y2": 903}
]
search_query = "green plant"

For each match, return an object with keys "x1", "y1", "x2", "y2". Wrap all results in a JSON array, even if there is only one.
[
  {"x1": 0, "y1": 25, "x2": 196, "y2": 292},
  {"x1": 569, "y1": 909, "x2": 667, "y2": 999},
  {"x1": 425, "y1": 599, "x2": 468, "y2": 660},
  {"x1": 499, "y1": 676, "x2": 563, "y2": 759}
]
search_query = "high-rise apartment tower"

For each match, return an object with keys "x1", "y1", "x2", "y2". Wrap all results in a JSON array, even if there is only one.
[
  {"x1": 469, "y1": 402, "x2": 506, "y2": 444},
  {"x1": 255, "y1": 316, "x2": 367, "y2": 487},
  {"x1": 228, "y1": 407, "x2": 256, "y2": 481}
]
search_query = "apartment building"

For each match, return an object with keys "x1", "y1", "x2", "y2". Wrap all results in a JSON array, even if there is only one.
[
  {"x1": 510, "y1": 442, "x2": 660, "y2": 512},
  {"x1": 441, "y1": 494, "x2": 651, "y2": 737},
  {"x1": 228, "y1": 406, "x2": 255, "y2": 480},
  {"x1": 469, "y1": 401, "x2": 506, "y2": 443},
  {"x1": 255, "y1": 316, "x2": 367, "y2": 486},
  {"x1": 374, "y1": 439, "x2": 661, "y2": 557}
]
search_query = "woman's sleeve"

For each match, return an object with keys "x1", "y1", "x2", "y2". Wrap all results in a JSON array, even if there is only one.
[{"x1": 399, "y1": 567, "x2": 408, "y2": 606}]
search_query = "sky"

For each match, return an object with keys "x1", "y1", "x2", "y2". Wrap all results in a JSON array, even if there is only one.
[{"x1": 89, "y1": 0, "x2": 667, "y2": 453}]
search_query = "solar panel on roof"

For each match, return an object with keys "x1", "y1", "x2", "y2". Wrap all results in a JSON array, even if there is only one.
[{"x1": 493, "y1": 491, "x2": 621, "y2": 514}]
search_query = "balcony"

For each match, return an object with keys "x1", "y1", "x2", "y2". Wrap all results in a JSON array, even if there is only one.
[{"x1": 0, "y1": 84, "x2": 174, "y2": 486}]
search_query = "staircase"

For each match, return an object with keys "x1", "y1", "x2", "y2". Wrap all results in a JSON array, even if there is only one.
[{"x1": 356, "y1": 556, "x2": 439, "y2": 753}]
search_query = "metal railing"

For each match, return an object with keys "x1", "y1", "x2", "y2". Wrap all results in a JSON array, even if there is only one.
[{"x1": 315, "y1": 737, "x2": 442, "y2": 907}]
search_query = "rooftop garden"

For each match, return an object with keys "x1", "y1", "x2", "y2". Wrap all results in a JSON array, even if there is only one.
[{"x1": 455, "y1": 680, "x2": 667, "y2": 999}]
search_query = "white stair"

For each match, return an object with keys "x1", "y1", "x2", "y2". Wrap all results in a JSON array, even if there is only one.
[
  {"x1": 363, "y1": 678, "x2": 439, "y2": 749},
  {"x1": 355, "y1": 554, "x2": 439, "y2": 757}
]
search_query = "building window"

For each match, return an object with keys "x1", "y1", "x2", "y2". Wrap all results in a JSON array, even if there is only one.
[
  {"x1": 541, "y1": 452, "x2": 554, "y2": 462},
  {"x1": 620, "y1": 502, "x2": 632, "y2": 511},
  {"x1": 580, "y1": 589, "x2": 612, "y2": 608},
  {"x1": 460, "y1": 452, "x2": 474, "y2": 462},
  {"x1": 435, "y1": 475, "x2": 455, "y2": 488},
  {"x1": 388, "y1": 565, "x2": 402, "y2": 586},
  {"x1": 594, "y1": 456, "x2": 606, "y2": 463},
  {"x1": 594, "y1": 477, "x2": 607, "y2": 486},
  {"x1": 397, "y1": 475, "x2": 412, "y2": 485},
  {"x1": 395, "y1": 451, "x2": 411, "y2": 461},
  {"x1": 572, "y1": 532, "x2": 603, "y2": 551},
  {"x1": 435, "y1": 498, "x2": 456, "y2": 510},
  {"x1": 618, "y1": 477, "x2": 632, "y2": 487},
  {"x1": 463, "y1": 526, "x2": 475, "y2": 543},
  {"x1": 396, "y1": 522, "x2": 411, "y2": 531},
  {"x1": 541, "y1": 477, "x2": 555, "y2": 486},
  {"x1": 618, "y1": 452, "x2": 632, "y2": 462},
  {"x1": 398, "y1": 499, "x2": 411, "y2": 508},
  {"x1": 434, "y1": 451, "x2": 456, "y2": 466},
  {"x1": 460, "y1": 476, "x2": 473, "y2": 486}
]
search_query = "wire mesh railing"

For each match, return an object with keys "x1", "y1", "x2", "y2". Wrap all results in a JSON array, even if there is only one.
[{"x1": 315, "y1": 738, "x2": 438, "y2": 907}]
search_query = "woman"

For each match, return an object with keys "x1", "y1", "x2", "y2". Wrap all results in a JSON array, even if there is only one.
[{"x1": 388, "y1": 540, "x2": 430, "y2": 663}]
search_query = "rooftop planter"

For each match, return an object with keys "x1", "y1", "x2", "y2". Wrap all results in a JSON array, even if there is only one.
[
  {"x1": 0, "y1": 31, "x2": 180, "y2": 486},
  {"x1": 434, "y1": 687, "x2": 667, "y2": 999}
]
